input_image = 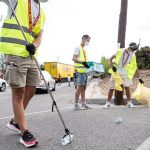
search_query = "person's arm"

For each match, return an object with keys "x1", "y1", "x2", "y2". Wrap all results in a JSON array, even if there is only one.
[
  {"x1": 72, "y1": 47, "x2": 83, "y2": 64},
  {"x1": 134, "y1": 69, "x2": 140, "y2": 78},
  {"x1": 33, "y1": 30, "x2": 44, "y2": 48},
  {"x1": 72, "y1": 54, "x2": 84, "y2": 64},
  {"x1": 26, "y1": 30, "x2": 44, "y2": 55},
  {"x1": 135, "y1": 69, "x2": 144, "y2": 84},
  {"x1": 109, "y1": 54, "x2": 116, "y2": 67}
]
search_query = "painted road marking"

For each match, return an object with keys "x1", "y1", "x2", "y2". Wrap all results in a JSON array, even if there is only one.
[
  {"x1": 136, "y1": 137, "x2": 150, "y2": 150},
  {"x1": 0, "y1": 105, "x2": 144, "y2": 120},
  {"x1": 0, "y1": 105, "x2": 102, "y2": 120}
]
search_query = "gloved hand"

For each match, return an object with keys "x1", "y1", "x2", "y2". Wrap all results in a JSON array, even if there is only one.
[
  {"x1": 26, "y1": 44, "x2": 36, "y2": 55},
  {"x1": 82, "y1": 62, "x2": 90, "y2": 69},
  {"x1": 139, "y1": 78, "x2": 144, "y2": 84},
  {"x1": 112, "y1": 66, "x2": 117, "y2": 72}
]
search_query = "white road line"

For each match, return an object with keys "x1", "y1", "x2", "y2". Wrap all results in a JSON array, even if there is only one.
[
  {"x1": 136, "y1": 137, "x2": 150, "y2": 150},
  {"x1": 0, "y1": 105, "x2": 102, "y2": 121},
  {"x1": 0, "y1": 105, "x2": 142, "y2": 121},
  {"x1": 0, "y1": 106, "x2": 73, "y2": 120}
]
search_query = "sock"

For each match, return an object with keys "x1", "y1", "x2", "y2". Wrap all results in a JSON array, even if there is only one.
[
  {"x1": 127, "y1": 100, "x2": 132, "y2": 104},
  {"x1": 107, "y1": 101, "x2": 111, "y2": 105}
]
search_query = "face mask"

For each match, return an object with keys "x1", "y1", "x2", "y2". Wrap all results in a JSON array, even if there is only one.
[{"x1": 85, "y1": 42, "x2": 89, "y2": 46}]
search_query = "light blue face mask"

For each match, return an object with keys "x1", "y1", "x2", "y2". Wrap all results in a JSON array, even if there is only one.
[{"x1": 85, "y1": 41, "x2": 89, "y2": 46}]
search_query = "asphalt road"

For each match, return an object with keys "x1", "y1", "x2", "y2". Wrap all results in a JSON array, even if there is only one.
[{"x1": 0, "y1": 83, "x2": 150, "y2": 150}]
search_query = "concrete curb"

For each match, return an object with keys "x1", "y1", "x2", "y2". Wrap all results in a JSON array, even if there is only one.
[{"x1": 86, "y1": 98, "x2": 142, "y2": 105}]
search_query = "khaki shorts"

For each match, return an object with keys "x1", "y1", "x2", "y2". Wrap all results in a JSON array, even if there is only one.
[
  {"x1": 4, "y1": 55, "x2": 41, "y2": 88},
  {"x1": 109, "y1": 74, "x2": 132, "y2": 89}
]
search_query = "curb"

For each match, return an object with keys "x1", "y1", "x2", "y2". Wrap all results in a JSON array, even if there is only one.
[{"x1": 86, "y1": 98, "x2": 142, "y2": 105}]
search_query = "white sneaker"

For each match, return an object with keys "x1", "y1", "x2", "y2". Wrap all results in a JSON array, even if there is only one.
[
  {"x1": 74, "y1": 104, "x2": 86, "y2": 110},
  {"x1": 103, "y1": 102, "x2": 111, "y2": 109},
  {"x1": 82, "y1": 103, "x2": 91, "y2": 109},
  {"x1": 127, "y1": 101, "x2": 136, "y2": 108}
]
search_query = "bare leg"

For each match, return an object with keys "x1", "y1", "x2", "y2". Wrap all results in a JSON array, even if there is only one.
[
  {"x1": 124, "y1": 86, "x2": 135, "y2": 108},
  {"x1": 23, "y1": 86, "x2": 36, "y2": 110},
  {"x1": 103, "y1": 89, "x2": 114, "y2": 108},
  {"x1": 13, "y1": 86, "x2": 36, "y2": 124},
  {"x1": 11, "y1": 87, "x2": 27, "y2": 133},
  {"x1": 81, "y1": 86, "x2": 86, "y2": 103},
  {"x1": 124, "y1": 87, "x2": 131, "y2": 101},
  {"x1": 108, "y1": 89, "x2": 114, "y2": 102},
  {"x1": 75, "y1": 85, "x2": 82, "y2": 103}
]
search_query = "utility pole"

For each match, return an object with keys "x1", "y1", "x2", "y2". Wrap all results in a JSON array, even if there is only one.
[
  {"x1": 115, "y1": 0, "x2": 128, "y2": 105},
  {"x1": 118, "y1": 0, "x2": 128, "y2": 48}
]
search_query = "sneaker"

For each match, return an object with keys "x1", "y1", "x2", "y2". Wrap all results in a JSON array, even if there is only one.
[
  {"x1": 7, "y1": 119, "x2": 21, "y2": 134},
  {"x1": 74, "y1": 104, "x2": 86, "y2": 110},
  {"x1": 82, "y1": 103, "x2": 91, "y2": 109},
  {"x1": 103, "y1": 102, "x2": 111, "y2": 109},
  {"x1": 20, "y1": 130, "x2": 39, "y2": 148},
  {"x1": 127, "y1": 101, "x2": 136, "y2": 108}
]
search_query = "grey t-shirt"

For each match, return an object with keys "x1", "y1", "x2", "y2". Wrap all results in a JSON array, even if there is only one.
[{"x1": 0, "y1": 0, "x2": 40, "y2": 24}]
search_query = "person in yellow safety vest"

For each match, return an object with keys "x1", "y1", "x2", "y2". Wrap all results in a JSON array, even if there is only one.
[
  {"x1": 103, "y1": 42, "x2": 144, "y2": 109},
  {"x1": 72, "y1": 35, "x2": 91, "y2": 110},
  {"x1": 0, "y1": 0, "x2": 47, "y2": 148}
]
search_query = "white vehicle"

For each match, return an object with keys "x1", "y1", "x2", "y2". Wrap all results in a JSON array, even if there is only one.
[
  {"x1": 36, "y1": 71, "x2": 56, "y2": 92},
  {"x1": 0, "y1": 78, "x2": 7, "y2": 92}
]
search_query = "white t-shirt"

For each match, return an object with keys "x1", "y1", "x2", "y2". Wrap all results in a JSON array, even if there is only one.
[
  {"x1": 0, "y1": 0, "x2": 44, "y2": 30},
  {"x1": 68, "y1": 76, "x2": 71, "y2": 82},
  {"x1": 74, "y1": 46, "x2": 80, "y2": 56}
]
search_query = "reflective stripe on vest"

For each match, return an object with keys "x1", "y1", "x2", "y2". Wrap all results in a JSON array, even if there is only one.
[
  {"x1": 109, "y1": 49, "x2": 137, "y2": 79},
  {"x1": 74, "y1": 46, "x2": 87, "y2": 73},
  {"x1": 0, "y1": 0, "x2": 45, "y2": 57},
  {"x1": 2, "y1": 23, "x2": 36, "y2": 38},
  {"x1": 0, "y1": 37, "x2": 27, "y2": 45}
]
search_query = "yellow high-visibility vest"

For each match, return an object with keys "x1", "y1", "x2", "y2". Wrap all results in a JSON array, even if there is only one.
[
  {"x1": 0, "y1": 0, "x2": 45, "y2": 57},
  {"x1": 109, "y1": 49, "x2": 137, "y2": 79},
  {"x1": 74, "y1": 46, "x2": 88, "y2": 73}
]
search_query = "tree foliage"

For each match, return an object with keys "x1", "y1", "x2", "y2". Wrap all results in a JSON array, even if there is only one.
[
  {"x1": 100, "y1": 56, "x2": 110, "y2": 75},
  {"x1": 136, "y1": 46, "x2": 150, "y2": 69}
]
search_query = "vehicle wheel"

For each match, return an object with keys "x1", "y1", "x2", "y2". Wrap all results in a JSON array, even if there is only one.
[
  {"x1": 0, "y1": 83, "x2": 6, "y2": 92},
  {"x1": 52, "y1": 83, "x2": 56, "y2": 91}
]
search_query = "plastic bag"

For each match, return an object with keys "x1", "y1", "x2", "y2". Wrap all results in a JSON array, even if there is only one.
[
  {"x1": 111, "y1": 72, "x2": 123, "y2": 91},
  {"x1": 87, "y1": 62, "x2": 105, "y2": 76},
  {"x1": 132, "y1": 83, "x2": 150, "y2": 107}
]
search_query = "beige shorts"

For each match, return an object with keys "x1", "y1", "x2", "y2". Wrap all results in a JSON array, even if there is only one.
[
  {"x1": 109, "y1": 74, "x2": 132, "y2": 89},
  {"x1": 4, "y1": 55, "x2": 41, "y2": 88}
]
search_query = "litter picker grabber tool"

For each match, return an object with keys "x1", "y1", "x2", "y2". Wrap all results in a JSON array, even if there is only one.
[{"x1": 6, "y1": 0, "x2": 73, "y2": 145}]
